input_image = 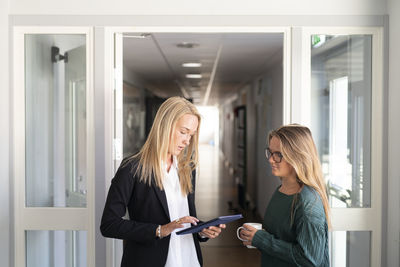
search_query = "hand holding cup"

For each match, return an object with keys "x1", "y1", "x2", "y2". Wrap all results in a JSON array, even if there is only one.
[{"x1": 237, "y1": 222, "x2": 262, "y2": 248}]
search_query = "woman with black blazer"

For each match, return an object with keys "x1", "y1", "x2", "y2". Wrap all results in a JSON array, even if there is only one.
[{"x1": 100, "y1": 96, "x2": 225, "y2": 267}]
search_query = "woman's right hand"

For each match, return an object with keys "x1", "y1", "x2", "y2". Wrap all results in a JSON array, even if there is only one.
[
  {"x1": 238, "y1": 224, "x2": 258, "y2": 246},
  {"x1": 160, "y1": 216, "x2": 199, "y2": 237}
]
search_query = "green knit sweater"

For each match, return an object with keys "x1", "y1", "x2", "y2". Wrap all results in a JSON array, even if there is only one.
[{"x1": 252, "y1": 185, "x2": 329, "y2": 267}]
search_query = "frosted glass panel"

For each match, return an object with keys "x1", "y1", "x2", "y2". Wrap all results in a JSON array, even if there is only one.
[
  {"x1": 25, "y1": 34, "x2": 87, "y2": 207},
  {"x1": 330, "y1": 231, "x2": 371, "y2": 267},
  {"x1": 310, "y1": 35, "x2": 372, "y2": 208},
  {"x1": 26, "y1": 230, "x2": 86, "y2": 267}
]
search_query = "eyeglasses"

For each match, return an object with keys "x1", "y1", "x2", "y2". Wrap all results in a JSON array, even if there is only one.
[{"x1": 265, "y1": 148, "x2": 283, "y2": 163}]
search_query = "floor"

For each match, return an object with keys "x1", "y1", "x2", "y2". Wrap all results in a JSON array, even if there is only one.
[{"x1": 196, "y1": 144, "x2": 261, "y2": 267}]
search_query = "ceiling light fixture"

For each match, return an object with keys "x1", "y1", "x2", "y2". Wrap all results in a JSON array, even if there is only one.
[
  {"x1": 186, "y1": 74, "x2": 202, "y2": 79},
  {"x1": 182, "y1": 62, "x2": 202, "y2": 68},
  {"x1": 177, "y1": 42, "x2": 199, "y2": 49}
]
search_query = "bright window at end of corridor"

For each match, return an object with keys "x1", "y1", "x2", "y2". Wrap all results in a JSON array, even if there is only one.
[{"x1": 197, "y1": 106, "x2": 219, "y2": 147}]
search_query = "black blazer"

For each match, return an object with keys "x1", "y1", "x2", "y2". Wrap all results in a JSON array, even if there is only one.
[{"x1": 100, "y1": 158, "x2": 206, "y2": 267}]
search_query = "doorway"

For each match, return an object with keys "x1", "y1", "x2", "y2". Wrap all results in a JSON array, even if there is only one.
[{"x1": 109, "y1": 29, "x2": 288, "y2": 267}]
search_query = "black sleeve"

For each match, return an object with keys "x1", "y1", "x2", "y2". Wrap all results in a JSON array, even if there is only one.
[{"x1": 100, "y1": 161, "x2": 158, "y2": 245}]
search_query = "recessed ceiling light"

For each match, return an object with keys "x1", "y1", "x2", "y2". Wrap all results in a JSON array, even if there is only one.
[
  {"x1": 191, "y1": 91, "x2": 202, "y2": 97},
  {"x1": 182, "y1": 62, "x2": 202, "y2": 68},
  {"x1": 177, "y1": 42, "x2": 199, "y2": 49},
  {"x1": 186, "y1": 74, "x2": 202, "y2": 79}
]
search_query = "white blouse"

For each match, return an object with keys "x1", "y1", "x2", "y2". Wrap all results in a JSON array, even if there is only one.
[{"x1": 162, "y1": 157, "x2": 200, "y2": 267}]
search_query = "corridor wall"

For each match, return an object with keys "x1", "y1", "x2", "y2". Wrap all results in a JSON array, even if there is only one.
[{"x1": 253, "y1": 57, "x2": 284, "y2": 217}]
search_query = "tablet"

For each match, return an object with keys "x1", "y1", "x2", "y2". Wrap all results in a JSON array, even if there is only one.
[{"x1": 176, "y1": 214, "x2": 243, "y2": 235}]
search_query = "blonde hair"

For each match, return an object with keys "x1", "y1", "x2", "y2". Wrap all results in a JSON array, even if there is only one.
[
  {"x1": 268, "y1": 124, "x2": 331, "y2": 228},
  {"x1": 128, "y1": 96, "x2": 201, "y2": 195}
]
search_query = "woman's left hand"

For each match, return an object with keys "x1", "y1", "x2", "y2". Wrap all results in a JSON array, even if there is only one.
[
  {"x1": 239, "y1": 224, "x2": 258, "y2": 246},
  {"x1": 200, "y1": 224, "x2": 226, "y2": 239}
]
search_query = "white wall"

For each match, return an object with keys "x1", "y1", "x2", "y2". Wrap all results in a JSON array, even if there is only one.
[
  {"x1": 387, "y1": 0, "x2": 400, "y2": 265},
  {"x1": 255, "y1": 60, "x2": 284, "y2": 216},
  {"x1": 9, "y1": 0, "x2": 386, "y2": 15},
  {"x1": 0, "y1": 1, "x2": 10, "y2": 267}
]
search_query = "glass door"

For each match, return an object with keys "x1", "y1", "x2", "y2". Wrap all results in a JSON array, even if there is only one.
[
  {"x1": 13, "y1": 27, "x2": 94, "y2": 267},
  {"x1": 296, "y1": 27, "x2": 383, "y2": 267}
]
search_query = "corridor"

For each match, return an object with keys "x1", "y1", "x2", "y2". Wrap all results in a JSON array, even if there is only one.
[{"x1": 196, "y1": 144, "x2": 261, "y2": 267}]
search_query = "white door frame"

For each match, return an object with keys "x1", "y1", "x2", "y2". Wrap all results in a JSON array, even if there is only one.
[
  {"x1": 297, "y1": 27, "x2": 384, "y2": 266},
  {"x1": 13, "y1": 26, "x2": 95, "y2": 267},
  {"x1": 103, "y1": 26, "x2": 292, "y2": 267}
]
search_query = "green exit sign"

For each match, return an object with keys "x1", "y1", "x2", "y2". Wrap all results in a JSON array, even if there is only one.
[
  {"x1": 311, "y1": 35, "x2": 326, "y2": 48},
  {"x1": 312, "y1": 35, "x2": 321, "y2": 46}
]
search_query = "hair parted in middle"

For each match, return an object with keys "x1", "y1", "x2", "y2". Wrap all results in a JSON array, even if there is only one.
[
  {"x1": 268, "y1": 124, "x2": 331, "y2": 228},
  {"x1": 128, "y1": 96, "x2": 201, "y2": 195}
]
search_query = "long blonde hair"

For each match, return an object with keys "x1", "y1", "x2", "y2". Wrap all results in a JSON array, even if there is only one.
[
  {"x1": 128, "y1": 96, "x2": 201, "y2": 195},
  {"x1": 269, "y1": 124, "x2": 331, "y2": 228}
]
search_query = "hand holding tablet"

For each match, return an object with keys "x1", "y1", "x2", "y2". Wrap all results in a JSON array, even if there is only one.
[{"x1": 176, "y1": 214, "x2": 243, "y2": 235}]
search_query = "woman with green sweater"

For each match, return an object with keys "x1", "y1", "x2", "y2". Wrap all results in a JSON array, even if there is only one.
[{"x1": 238, "y1": 124, "x2": 330, "y2": 267}]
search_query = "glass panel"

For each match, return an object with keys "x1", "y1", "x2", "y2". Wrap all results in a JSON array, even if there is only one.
[
  {"x1": 310, "y1": 35, "x2": 372, "y2": 208},
  {"x1": 26, "y1": 230, "x2": 86, "y2": 267},
  {"x1": 25, "y1": 34, "x2": 87, "y2": 207},
  {"x1": 330, "y1": 231, "x2": 371, "y2": 267}
]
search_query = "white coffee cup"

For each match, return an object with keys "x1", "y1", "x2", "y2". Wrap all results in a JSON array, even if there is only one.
[{"x1": 236, "y1": 222, "x2": 262, "y2": 248}]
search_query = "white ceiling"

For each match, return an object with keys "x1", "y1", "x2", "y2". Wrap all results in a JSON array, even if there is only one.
[{"x1": 123, "y1": 32, "x2": 283, "y2": 105}]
